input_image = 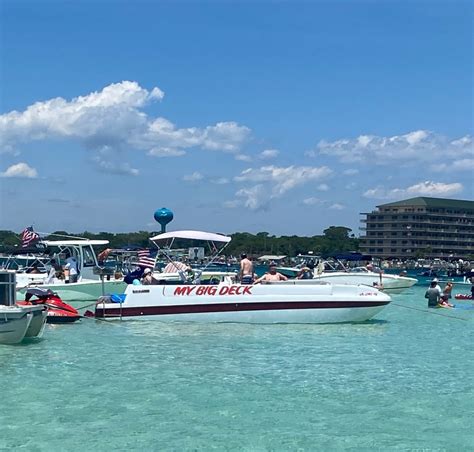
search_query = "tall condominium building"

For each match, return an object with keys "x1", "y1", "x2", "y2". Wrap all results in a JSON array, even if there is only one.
[{"x1": 359, "y1": 197, "x2": 474, "y2": 259}]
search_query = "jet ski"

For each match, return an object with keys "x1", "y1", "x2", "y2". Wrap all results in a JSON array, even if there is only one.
[
  {"x1": 454, "y1": 294, "x2": 473, "y2": 300},
  {"x1": 18, "y1": 288, "x2": 81, "y2": 323}
]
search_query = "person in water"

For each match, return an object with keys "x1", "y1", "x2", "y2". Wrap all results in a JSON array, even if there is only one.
[
  {"x1": 255, "y1": 263, "x2": 288, "y2": 283},
  {"x1": 239, "y1": 253, "x2": 254, "y2": 284},
  {"x1": 440, "y1": 282, "x2": 454, "y2": 307},
  {"x1": 425, "y1": 280, "x2": 441, "y2": 308}
]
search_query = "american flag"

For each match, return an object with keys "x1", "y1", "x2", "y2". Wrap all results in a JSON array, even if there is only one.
[
  {"x1": 137, "y1": 249, "x2": 155, "y2": 269},
  {"x1": 20, "y1": 226, "x2": 40, "y2": 248}
]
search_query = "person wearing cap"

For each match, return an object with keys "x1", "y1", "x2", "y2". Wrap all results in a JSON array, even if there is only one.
[
  {"x1": 297, "y1": 261, "x2": 314, "y2": 280},
  {"x1": 255, "y1": 263, "x2": 288, "y2": 283},
  {"x1": 425, "y1": 280, "x2": 441, "y2": 308},
  {"x1": 431, "y1": 278, "x2": 442, "y2": 293},
  {"x1": 141, "y1": 268, "x2": 157, "y2": 285}
]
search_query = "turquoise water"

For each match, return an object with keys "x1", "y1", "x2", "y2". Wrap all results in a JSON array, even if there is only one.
[{"x1": 1, "y1": 284, "x2": 473, "y2": 451}]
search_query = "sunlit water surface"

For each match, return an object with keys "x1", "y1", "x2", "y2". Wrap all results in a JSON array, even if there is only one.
[{"x1": 1, "y1": 285, "x2": 473, "y2": 451}]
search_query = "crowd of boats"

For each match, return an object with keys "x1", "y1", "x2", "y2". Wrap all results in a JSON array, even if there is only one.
[{"x1": 1, "y1": 228, "x2": 473, "y2": 344}]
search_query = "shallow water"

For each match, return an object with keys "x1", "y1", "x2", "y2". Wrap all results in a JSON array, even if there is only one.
[{"x1": 1, "y1": 285, "x2": 473, "y2": 451}]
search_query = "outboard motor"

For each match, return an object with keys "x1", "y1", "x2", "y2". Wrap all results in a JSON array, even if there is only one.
[{"x1": 0, "y1": 270, "x2": 16, "y2": 306}]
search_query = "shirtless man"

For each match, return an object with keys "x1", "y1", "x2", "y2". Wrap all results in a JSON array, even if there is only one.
[
  {"x1": 255, "y1": 264, "x2": 288, "y2": 283},
  {"x1": 239, "y1": 253, "x2": 254, "y2": 284}
]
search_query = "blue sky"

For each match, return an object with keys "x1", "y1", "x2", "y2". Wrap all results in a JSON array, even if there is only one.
[{"x1": 0, "y1": 0, "x2": 472, "y2": 236}]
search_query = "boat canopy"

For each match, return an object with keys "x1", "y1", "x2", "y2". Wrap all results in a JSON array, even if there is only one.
[
  {"x1": 150, "y1": 230, "x2": 231, "y2": 243},
  {"x1": 42, "y1": 240, "x2": 110, "y2": 247}
]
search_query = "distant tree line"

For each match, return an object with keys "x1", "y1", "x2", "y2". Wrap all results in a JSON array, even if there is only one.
[{"x1": 0, "y1": 226, "x2": 359, "y2": 258}]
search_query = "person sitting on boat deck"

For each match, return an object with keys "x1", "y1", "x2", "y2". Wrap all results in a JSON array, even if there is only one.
[
  {"x1": 141, "y1": 268, "x2": 157, "y2": 285},
  {"x1": 239, "y1": 253, "x2": 254, "y2": 284},
  {"x1": 297, "y1": 261, "x2": 314, "y2": 280},
  {"x1": 255, "y1": 263, "x2": 288, "y2": 283},
  {"x1": 64, "y1": 251, "x2": 79, "y2": 283},
  {"x1": 26, "y1": 262, "x2": 42, "y2": 274},
  {"x1": 366, "y1": 263, "x2": 382, "y2": 273},
  {"x1": 425, "y1": 280, "x2": 441, "y2": 308}
]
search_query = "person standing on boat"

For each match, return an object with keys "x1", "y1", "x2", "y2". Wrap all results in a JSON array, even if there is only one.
[
  {"x1": 64, "y1": 252, "x2": 79, "y2": 283},
  {"x1": 240, "y1": 253, "x2": 254, "y2": 284},
  {"x1": 425, "y1": 280, "x2": 441, "y2": 308},
  {"x1": 255, "y1": 263, "x2": 288, "y2": 283}
]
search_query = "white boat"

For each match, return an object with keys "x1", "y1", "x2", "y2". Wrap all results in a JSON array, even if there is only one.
[
  {"x1": 311, "y1": 268, "x2": 417, "y2": 293},
  {"x1": 96, "y1": 231, "x2": 391, "y2": 323},
  {"x1": 0, "y1": 271, "x2": 47, "y2": 345},
  {"x1": 279, "y1": 260, "x2": 417, "y2": 293},
  {"x1": 8, "y1": 240, "x2": 126, "y2": 313}
]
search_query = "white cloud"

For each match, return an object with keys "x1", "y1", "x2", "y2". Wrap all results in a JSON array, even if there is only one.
[
  {"x1": 148, "y1": 147, "x2": 186, "y2": 158},
  {"x1": 142, "y1": 118, "x2": 251, "y2": 157},
  {"x1": 316, "y1": 183, "x2": 329, "y2": 191},
  {"x1": 329, "y1": 203, "x2": 345, "y2": 210},
  {"x1": 303, "y1": 197, "x2": 323, "y2": 205},
  {"x1": 343, "y1": 168, "x2": 359, "y2": 175},
  {"x1": 93, "y1": 157, "x2": 139, "y2": 176},
  {"x1": 430, "y1": 159, "x2": 474, "y2": 172},
  {"x1": 314, "y1": 130, "x2": 473, "y2": 165},
  {"x1": 235, "y1": 154, "x2": 252, "y2": 162},
  {"x1": 236, "y1": 184, "x2": 268, "y2": 210},
  {"x1": 225, "y1": 165, "x2": 332, "y2": 211},
  {"x1": 234, "y1": 165, "x2": 332, "y2": 196},
  {"x1": 0, "y1": 81, "x2": 251, "y2": 170},
  {"x1": 183, "y1": 171, "x2": 204, "y2": 182},
  {"x1": 259, "y1": 149, "x2": 279, "y2": 160},
  {"x1": 211, "y1": 177, "x2": 230, "y2": 185},
  {"x1": 1, "y1": 162, "x2": 38, "y2": 178},
  {"x1": 223, "y1": 200, "x2": 240, "y2": 209},
  {"x1": 363, "y1": 181, "x2": 464, "y2": 199}
]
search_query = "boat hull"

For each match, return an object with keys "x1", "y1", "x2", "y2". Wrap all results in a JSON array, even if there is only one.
[
  {"x1": 24, "y1": 307, "x2": 47, "y2": 338},
  {"x1": 96, "y1": 283, "x2": 391, "y2": 323},
  {"x1": 0, "y1": 312, "x2": 33, "y2": 344},
  {"x1": 0, "y1": 306, "x2": 46, "y2": 344}
]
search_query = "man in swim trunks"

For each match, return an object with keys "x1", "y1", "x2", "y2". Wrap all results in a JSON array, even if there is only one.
[
  {"x1": 425, "y1": 280, "x2": 441, "y2": 308},
  {"x1": 240, "y1": 253, "x2": 254, "y2": 284}
]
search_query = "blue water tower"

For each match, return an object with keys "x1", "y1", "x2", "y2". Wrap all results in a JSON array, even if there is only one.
[{"x1": 154, "y1": 208, "x2": 174, "y2": 233}]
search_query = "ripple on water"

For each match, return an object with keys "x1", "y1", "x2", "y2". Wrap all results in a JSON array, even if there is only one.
[{"x1": 0, "y1": 286, "x2": 473, "y2": 451}]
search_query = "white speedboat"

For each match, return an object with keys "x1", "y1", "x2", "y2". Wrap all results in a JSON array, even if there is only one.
[
  {"x1": 8, "y1": 240, "x2": 126, "y2": 313},
  {"x1": 311, "y1": 268, "x2": 417, "y2": 293},
  {"x1": 0, "y1": 271, "x2": 47, "y2": 345},
  {"x1": 278, "y1": 260, "x2": 417, "y2": 293},
  {"x1": 95, "y1": 231, "x2": 391, "y2": 323},
  {"x1": 0, "y1": 305, "x2": 47, "y2": 344}
]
